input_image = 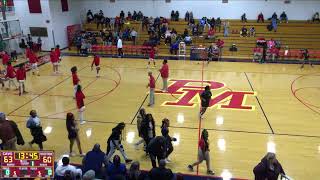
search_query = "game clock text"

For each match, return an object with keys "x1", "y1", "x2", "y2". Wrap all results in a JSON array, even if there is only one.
[{"x1": 0, "y1": 151, "x2": 54, "y2": 178}]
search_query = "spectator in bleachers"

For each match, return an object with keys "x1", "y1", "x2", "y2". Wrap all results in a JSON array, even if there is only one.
[
  {"x1": 27, "y1": 34, "x2": 33, "y2": 50},
  {"x1": 164, "y1": 29, "x2": 172, "y2": 45},
  {"x1": 170, "y1": 10, "x2": 175, "y2": 21},
  {"x1": 216, "y1": 39, "x2": 224, "y2": 57},
  {"x1": 161, "y1": 25, "x2": 167, "y2": 37},
  {"x1": 55, "y1": 157, "x2": 82, "y2": 178},
  {"x1": 154, "y1": 17, "x2": 161, "y2": 31},
  {"x1": 170, "y1": 41, "x2": 179, "y2": 55},
  {"x1": 271, "y1": 12, "x2": 278, "y2": 20},
  {"x1": 280, "y1": 11, "x2": 288, "y2": 23},
  {"x1": 142, "y1": 17, "x2": 149, "y2": 31},
  {"x1": 249, "y1": 27, "x2": 256, "y2": 37},
  {"x1": 240, "y1": 26, "x2": 248, "y2": 37},
  {"x1": 132, "y1": 11, "x2": 137, "y2": 21},
  {"x1": 149, "y1": 159, "x2": 174, "y2": 180},
  {"x1": 185, "y1": 11, "x2": 190, "y2": 22},
  {"x1": 192, "y1": 24, "x2": 199, "y2": 36},
  {"x1": 257, "y1": 12, "x2": 264, "y2": 23},
  {"x1": 267, "y1": 38, "x2": 275, "y2": 49},
  {"x1": 137, "y1": 11, "x2": 143, "y2": 21},
  {"x1": 253, "y1": 46, "x2": 263, "y2": 62},
  {"x1": 0, "y1": 112, "x2": 17, "y2": 150},
  {"x1": 82, "y1": 143, "x2": 106, "y2": 177},
  {"x1": 210, "y1": 17, "x2": 215, "y2": 30},
  {"x1": 96, "y1": 10, "x2": 104, "y2": 29},
  {"x1": 66, "y1": 112, "x2": 84, "y2": 157},
  {"x1": 130, "y1": 28, "x2": 138, "y2": 45},
  {"x1": 241, "y1": 13, "x2": 247, "y2": 22},
  {"x1": 199, "y1": 18, "x2": 206, "y2": 32},
  {"x1": 223, "y1": 21, "x2": 230, "y2": 37},
  {"x1": 184, "y1": 35, "x2": 192, "y2": 45},
  {"x1": 253, "y1": 152, "x2": 285, "y2": 180},
  {"x1": 128, "y1": 161, "x2": 146, "y2": 180},
  {"x1": 312, "y1": 12, "x2": 319, "y2": 23},
  {"x1": 207, "y1": 28, "x2": 215, "y2": 40},
  {"x1": 87, "y1": 10, "x2": 94, "y2": 23},
  {"x1": 182, "y1": 28, "x2": 188, "y2": 38},
  {"x1": 127, "y1": 11, "x2": 132, "y2": 21},
  {"x1": 270, "y1": 46, "x2": 280, "y2": 61},
  {"x1": 110, "y1": 17, "x2": 115, "y2": 30},
  {"x1": 105, "y1": 17, "x2": 111, "y2": 29},
  {"x1": 271, "y1": 17, "x2": 278, "y2": 32},
  {"x1": 215, "y1": 17, "x2": 222, "y2": 32},
  {"x1": 107, "y1": 155, "x2": 127, "y2": 180}
]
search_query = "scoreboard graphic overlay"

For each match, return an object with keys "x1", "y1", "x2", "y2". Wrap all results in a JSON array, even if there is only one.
[{"x1": 0, "y1": 151, "x2": 54, "y2": 178}]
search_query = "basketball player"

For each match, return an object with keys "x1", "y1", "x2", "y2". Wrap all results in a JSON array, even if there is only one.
[
  {"x1": 188, "y1": 129, "x2": 215, "y2": 175},
  {"x1": 1, "y1": 51, "x2": 10, "y2": 72},
  {"x1": 159, "y1": 59, "x2": 169, "y2": 92},
  {"x1": 75, "y1": 85, "x2": 86, "y2": 125},
  {"x1": 29, "y1": 50, "x2": 40, "y2": 76},
  {"x1": 148, "y1": 47, "x2": 156, "y2": 68},
  {"x1": 300, "y1": 49, "x2": 313, "y2": 68},
  {"x1": 16, "y1": 64, "x2": 27, "y2": 96},
  {"x1": 146, "y1": 71, "x2": 155, "y2": 107},
  {"x1": 106, "y1": 122, "x2": 133, "y2": 163},
  {"x1": 199, "y1": 85, "x2": 212, "y2": 119},
  {"x1": 5, "y1": 62, "x2": 17, "y2": 90},
  {"x1": 91, "y1": 54, "x2": 101, "y2": 77},
  {"x1": 55, "y1": 45, "x2": 62, "y2": 62},
  {"x1": 71, "y1": 66, "x2": 80, "y2": 98},
  {"x1": 50, "y1": 48, "x2": 59, "y2": 74}
]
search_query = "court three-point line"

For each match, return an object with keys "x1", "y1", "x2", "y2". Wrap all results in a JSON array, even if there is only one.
[{"x1": 244, "y1": 72, "x2": 275, "y2": 134}]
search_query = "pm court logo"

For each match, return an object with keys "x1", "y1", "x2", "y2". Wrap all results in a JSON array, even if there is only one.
[{"x1": 155, "y1": 79, "x2": 256, "y2": 110}]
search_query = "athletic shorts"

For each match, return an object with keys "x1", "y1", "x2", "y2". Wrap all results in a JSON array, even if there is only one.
[
  {"x1": 53, "y1": 62, "x2": 59, "y2": 66},
  {"x1": 18, "y1": 80, "x2": 25, "y2": 83}
]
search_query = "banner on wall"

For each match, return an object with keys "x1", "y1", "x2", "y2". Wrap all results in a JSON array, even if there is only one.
[{"x1": 66, "y1": 24, "x2": 81, "y2": 49}]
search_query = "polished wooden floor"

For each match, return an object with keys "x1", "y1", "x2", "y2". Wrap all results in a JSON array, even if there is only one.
[{"x1": 1, "y1": 56, "x2": 319, "y2": 179}]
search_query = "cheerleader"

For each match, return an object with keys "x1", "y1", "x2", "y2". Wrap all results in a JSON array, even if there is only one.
[
  {"x1": 16, "y1": 64, "x2": 27, "y2": 96},
  {"x1": 161, "y1": 118, "x2": 177, "y2": 163},
  {"x1": 71, "y1": 66, "x2": 80, "y2": 98},
  {"x1": 29, "y1": 50, "x2": 40, "y2": 76},
  {"x1": 91, "y1": 54, "x2": 101, "y2": 77},
  {"x1": 75, "y1": 85, "x2": 86, "y2": 125},
  {"x1": 50, "y1": 48, "x2": 59, "y2": 74},
  {"x1": 106, "y1": 122, "x2": 133, "y2": 163},
  {"x1": 5, "y1": 62, "x2": 17, "y2": 90},
  {"x1": 188, "y1": 129, "x2": 215, "y2": 175}
]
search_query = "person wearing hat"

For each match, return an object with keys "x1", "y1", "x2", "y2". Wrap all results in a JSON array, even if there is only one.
[
  {"x1": 188, "y1": 129, "x2": 215, "y2": 175},
  {"x1": 0, "y1": 112, "x2": 17, "y2": 150},
  {"x1": 147, "y1": 136, "x2": 167, "y2": 168},
  {"x1": 106, "y1": 123, "x2": 132, "y2": 163}
]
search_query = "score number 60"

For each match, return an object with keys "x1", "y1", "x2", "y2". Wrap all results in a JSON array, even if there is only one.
[{"x1": 42, "y1": 156, "x2": 52, "y2": 163}]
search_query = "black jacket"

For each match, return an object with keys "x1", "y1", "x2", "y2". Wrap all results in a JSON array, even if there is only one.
[
  {"x1": 253, "y1": 157, "x2": 285, "y2": 180},
  {"x1": 147, "y1": 136, "x2": 166, "y2": 157}
]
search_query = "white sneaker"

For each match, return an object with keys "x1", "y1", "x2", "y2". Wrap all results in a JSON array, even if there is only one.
[
  {"x1": 69, "y1": 152, "x2": 76, "y2": 157},
  {"x1": 79, "y1": 153, "x2": 86, "y2": 157},
  {"x1": 80, "y1": 121, "x2": 86, "y2": 125}
]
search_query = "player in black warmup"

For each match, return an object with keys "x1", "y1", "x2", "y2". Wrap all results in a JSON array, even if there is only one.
[
  {"x1": 300, "y1": 49, "x2": 313, "y2": 68},
  {"x1": 199, "y1": 86, "x2": 212, "y2": 119}
]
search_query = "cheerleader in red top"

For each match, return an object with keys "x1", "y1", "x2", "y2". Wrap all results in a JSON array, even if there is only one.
[
  {"x1": 16, "y1": 64, "x2": 27, "y2": 96},
  {"x1": 50, "y1": 48, "x2": 59, "y2": 74},
  {"x1": 29, "y1": 51, "x2": 40, "y2": 76},
  {"x1": 5, "y1": 62, "x2": 17, "y2": 90},
  {"x1": 75, "y1": 85, "x2": 86, "y2": 125},
  {"x1": 71, "y1": 66, "x2": 80, "y2": 98},
  {"x1": 148, "y1": 47, "x2": 156, "y2": 68},
  {"x1": 188, "y1": 129, "x2": 215, "y2": 175},
  {"x1": 1, "y1": 51, "x2": 10, "y2": 71},
  {"x1": 55, "y1": 45, "x2": 61, "y2": 62},
  {"x1": 91, "y1": 54, "x2": 101, "y2": 77}
]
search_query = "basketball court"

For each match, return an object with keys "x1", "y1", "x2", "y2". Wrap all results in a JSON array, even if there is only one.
[{"x1": 1, "y1": 56, "x2": 319, "y2": 179}]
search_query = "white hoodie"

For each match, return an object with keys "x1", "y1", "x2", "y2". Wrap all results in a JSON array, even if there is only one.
[{"x1": 55, "y1": 164, "x2": 82, "y2": 177}]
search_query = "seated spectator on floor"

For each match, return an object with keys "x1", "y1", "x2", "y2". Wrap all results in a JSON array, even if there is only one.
[
  {"x1": 149, "y1": 159, "x2": 174, "y2": 180},
  {"x1": 184, "y1": 35, "x2": 192, "y2": 45},
  {"x1": 170, "y1": 41, "x2": 180, "y2": 55},
  {"x1": 241, "y1": 13, "x2": 247, "y2": 22},
  {"x1": 82, "y1": 144, "x2": 106, "y2": 178},
  {"x1": 249, "y1": 27, "x2": 256, "y2": 37},
  {"x1": 87, "y1": 10, "x2": 94, "y2": 23},
  {"x1": 55, "y1": 157, "x2": 82, "y2": 178},
  {"x1": 128, "y1": 161, "x2": 147, "y2": 180},
  {"x1": 257, "y1": 12, "x2": 264, "y2": 23},
  {"x1": 280, "y1": 11, "x2": 288, "y2": 23},
  {"x1": 312, "y1": 12, "x2": 320, "y2": 23},
  {"x1": 253, "y1": 46, "x2": 263, "y2": 62},
  {"x1": 107, "y1": 155, "x2": 126, "y2": 180},
  {"x1": 240, "y1": 26, "x2": 248, "y2": 37},
  {"x1": 206, "y1": 28, "x2": 215, "y2": 40}
]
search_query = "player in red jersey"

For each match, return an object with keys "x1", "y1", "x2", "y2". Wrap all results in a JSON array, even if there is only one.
[
  {"x1": 71, "y1": 66, "x2": 80, "y2": 98},
  {"x1": 148, "y1": 47, "x2": 156, "y2": 68},
  {"x1": 5, "y1": 62, "x2": 17, "y2": 90},
  {"x1": 1, "y1": 51, "x2": 10, "y2": 71},
  {"x1": 16, "y1": 64, "x2": 27, "y2": 96},
  {"x1": 91, "y1": 54, "x2": 101, "y2": 77},
  {"x1": 29, "y1": 50, "x2": 40, "y2": 76},
  {"x1": 55, "y1": 45, "x2": 62, "y2": 63},
  {"x1": 75, "y1": 85, "x2": 86, "y2": 125},
  {"x1": 50, "y1": 48, "x2": 59, "y2": 74},
  {"x1": 25, "y1": 47, "x2": 32, "y2": 61}
]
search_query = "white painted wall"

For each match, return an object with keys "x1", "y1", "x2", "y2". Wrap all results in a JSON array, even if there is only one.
[
  {"x1": 49, "y1": 0, "x2": 81, "y2": 49},
  {"x1": 78, "y1": 0, "x2": 320, "y2": 20},
  {"x1": 13, "y1": 0, "x2": 53, "y2": 51}
]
